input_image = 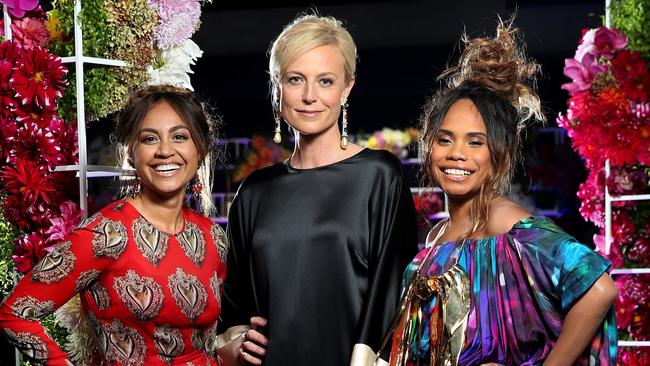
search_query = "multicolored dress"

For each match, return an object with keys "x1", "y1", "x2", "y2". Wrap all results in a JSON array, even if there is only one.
[
  {"x1": 390, "y1": 216, "x2": 617, "y2": 366},
  {"x1": 0, "y1": 199, "x2": 227, "y2": 365}
]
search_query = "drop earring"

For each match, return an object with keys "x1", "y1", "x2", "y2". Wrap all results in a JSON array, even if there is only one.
[
  {"x1": 273, "y1": 109, "x2": 282, "y2": 144},
  {"x1": 192, "y1": 179, "x2": 203, "y2": 200},
  {"x1": 340, "y1": 101, "x2": 349, "y2": 149},
  {"x1": 130, "y1": 176, "x2": 142, "y2": 198}
]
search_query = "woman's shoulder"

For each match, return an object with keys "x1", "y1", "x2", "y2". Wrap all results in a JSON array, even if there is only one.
[
  {"x1": 237, "y1": 162, "x2": 286, "y2": 191},
  {"x1": 487, "y1": 198, "x2": 533, "y2": 237},
  {"x1": 348, "y1": 149, "x2": 404, "y2": 183}
]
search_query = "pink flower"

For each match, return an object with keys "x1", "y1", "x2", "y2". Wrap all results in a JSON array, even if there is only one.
[
  {"x1": 574, "y1": 29, "x2": 596, "y2": 62},
  {"x1": 149, "y1": 0, "x2": 201, "y2": 49},
  {"x1": 592, "y1": 27, "x2": 627, "y2": 60},
  {"x1": 561, "y1": 54, "x2": 607, "y2": 95},
  {"x1": 10, "y1": 17, "x2": 49, "y2": 51},
  {"x1": 0, "y1": 0, "x2": 39, "y2": 18},
  {"x1": 44, "y1": 200, "x2": 82, "y2": 243}
]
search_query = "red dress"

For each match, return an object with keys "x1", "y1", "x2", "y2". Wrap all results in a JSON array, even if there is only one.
[{"x1": 0, "y1": 200, "x2": 227, "y2": 365}]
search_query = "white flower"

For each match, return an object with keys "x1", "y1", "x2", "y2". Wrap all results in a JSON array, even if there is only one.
[{"x1": 148, "y1": 39, "x2": 204, "y2": 90}]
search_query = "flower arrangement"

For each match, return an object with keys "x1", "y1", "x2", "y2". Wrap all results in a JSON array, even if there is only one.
[
  {"x1": 46, "y1": 0, "x2": 210, "y2": 121},
  {"x1": 558, "y1": 23, "x2": 650, "y2": 361},
  {"x1": 233, "y1": 136, "x2": 291, "y2": 183},
  {"x1": 413, "y1": 193, "x2": 444, "y2": 218},
  {"x1": 355, "y1": 127, "x2": 419, "y2": 159}
]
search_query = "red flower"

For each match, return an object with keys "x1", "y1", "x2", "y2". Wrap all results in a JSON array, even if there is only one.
[
  {"x1": 627, "y1": 236, "x2": 650, "y2": 267},
  {"x1": 0, "y1": 41, "x2": 22, "y2": 119},
  {"x1": 0, "y1": 118, "x2": 17, "y2": 162},
  {"x1": 14, "y1": 105, "x2": 58, "y2": 129},
  {"x1": 1, "y1": 193, "x2": 31, "y2": 230},
  {"x1": 0, "y1": 157, "x2": 56, "y2": 206},
  {"x1": 8, "y1": 122, "x2": 61, "y2": 170},
  {"x1": 606, "y1": 167, "x2": 648, "y2": 196},
  {"x1": 10, "y1": 47, "x2": 67, "y2": 109},
  {"x1": 611, "y1": 49, "x2": 650, "y2": 102},
  {"x1": 615, "y1": 276, "x2": 637, "y2": 329},
  {"x1": 10, "y1": 17, "x2": 49, "y2": 51},
  {"x1": 612, "y1": 209, "x2": 635, "y2": 244},
  {"x1": 12, "y1": 231, "x2": 53, "y2": 274},
  {"x1": 49, "y1": 117, "x2": 77, "y2": 165}
]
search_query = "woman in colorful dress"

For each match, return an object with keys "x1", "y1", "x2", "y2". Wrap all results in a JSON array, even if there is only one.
[
  {"x1": 218, "y1": 14, "x2": 418, "y2": 366},
  {"x1": 389, "y1": 20, "x2": 618, "y2": 366},
  {"x1": 0, "y1": 85, "x2": 228, "y2": 365}
]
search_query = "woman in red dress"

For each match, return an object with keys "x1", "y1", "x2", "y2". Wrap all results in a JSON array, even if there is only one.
[{"x1": 0, "y1": 84, "x2": 227, "y2": 365}]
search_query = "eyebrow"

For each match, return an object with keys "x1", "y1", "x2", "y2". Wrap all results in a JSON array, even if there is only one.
[
  {"x1": 437, "y1": 129, "x2": 487, "y2": 138},
  {"x1": 139, "y1": 125, "x2": 190, "y2": 134},
  {"x1": 285, "y1": 71, "x2": 337, "y2": 79}
]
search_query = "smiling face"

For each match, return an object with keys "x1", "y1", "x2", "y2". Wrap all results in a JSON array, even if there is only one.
[
  {"x1": 430, "y1": 99, "x2": 491, "y2": 199},
  {"x1": 280, "y1": 44, "x2": 354, "y2": 138},
  {"x1": 131, "y1": 100, "x2": 199, "y2": 200}
]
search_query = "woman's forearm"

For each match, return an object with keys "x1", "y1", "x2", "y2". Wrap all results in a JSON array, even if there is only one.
[{"x1": 543, "y1": 273, "x2": 617, "y2": 366}]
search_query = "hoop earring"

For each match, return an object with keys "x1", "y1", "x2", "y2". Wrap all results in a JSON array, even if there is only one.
[
  {"x1": 273, "y1": 109, "x2": 282, "y2": 144},
  {"x1": 340, "y1": 101, "x2": 349, "y2": 149},
  {"x1": 130, "y1": 176, "x2": 142, "y2": 198}
]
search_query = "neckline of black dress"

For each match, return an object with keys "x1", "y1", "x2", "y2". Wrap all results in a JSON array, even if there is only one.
[{"x1": 284, "y1": 148, "x2": 370, "y2": 172}]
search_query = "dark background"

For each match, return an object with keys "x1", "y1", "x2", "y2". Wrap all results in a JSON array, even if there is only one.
[
  {"x1": 192, "y1": 0, "x2": 605, "y2": 138},
  {"x1": 187, "y1": 0, "x2": 604, "y2": 242}
]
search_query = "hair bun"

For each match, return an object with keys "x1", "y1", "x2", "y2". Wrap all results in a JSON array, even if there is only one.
[{"x1": 441, "y1": 17, "x2": 545, "y2": 127}]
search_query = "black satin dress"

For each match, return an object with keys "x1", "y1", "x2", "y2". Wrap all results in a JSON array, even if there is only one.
[{"x1": 220, "y1": 148, "x2": 418, "y2": 366}]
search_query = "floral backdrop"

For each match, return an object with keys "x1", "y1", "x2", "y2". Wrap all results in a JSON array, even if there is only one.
[
  {"x1": 558, "y1": 0, "x2": 650, "y2": 363},
  {"x1": 0, "y1": 0, "x2": 212, "y2": 362}
]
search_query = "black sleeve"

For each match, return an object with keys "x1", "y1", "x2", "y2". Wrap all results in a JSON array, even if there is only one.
[
  {"x1": 356, "y1": 167, "x2": 418, "y2": 357},
  {"x1": 218, "y1": 191, "x2": 257, "y2": 331}
]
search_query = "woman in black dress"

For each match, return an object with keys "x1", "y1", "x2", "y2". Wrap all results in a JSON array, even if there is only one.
[{"x1": 218, "y1": 14, "x2": 418, "y2": 366}]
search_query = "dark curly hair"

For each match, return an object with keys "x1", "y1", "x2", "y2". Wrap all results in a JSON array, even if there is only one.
[{"x1": 420, "y1": 18, "x2": 545, "y2": 238}]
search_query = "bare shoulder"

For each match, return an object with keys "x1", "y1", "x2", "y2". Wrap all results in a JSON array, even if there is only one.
[{"x1": 487, "y1": 198, "x2": 532, "y2": 236}]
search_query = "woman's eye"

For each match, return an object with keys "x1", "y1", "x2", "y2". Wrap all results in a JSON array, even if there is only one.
[
  {"x1": 319, "y1": 78, "x2": 334, "y2": 86},
  {"x1": 287, "y1": 76, "x2": 302, "y2": 84},
  {"x1": 437, "y1": 137, "x2": 452, "y2": 145},
  {"x1": 173, "y1": 134, "x2": 188, "y2": 142},
  {"x1": 469, "y1": 140, "x2": 485, "y2": 147},
  {"x1": 141, "y1": 136, "x2": 158, "y2": 144}
]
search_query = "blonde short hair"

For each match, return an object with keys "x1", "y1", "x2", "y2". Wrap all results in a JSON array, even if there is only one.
[{"x1": 268, "y1": 14, "x2": 357, "y2": 104}]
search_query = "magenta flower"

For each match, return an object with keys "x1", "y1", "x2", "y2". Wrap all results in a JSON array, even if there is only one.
[
  {"x1": 12, "y1": 231, "x2": 53, "y2": 273},
  {"x1": 593, "y1": 27, "x2": 627, "y2": 60},
  {"x1": 44, "y1": 200, "x2": 82, "y2": 243},
  {"x1": 0, "y1": 0, "x2": 39, "y2": 18},
  {"x1": 561, "y1": 53, "x2": 607, "y2": 95}
]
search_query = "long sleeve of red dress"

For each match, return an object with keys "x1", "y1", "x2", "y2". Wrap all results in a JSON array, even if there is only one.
[{"x1": 0, "y1": 199, "x2": 227, "y2": 366}]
